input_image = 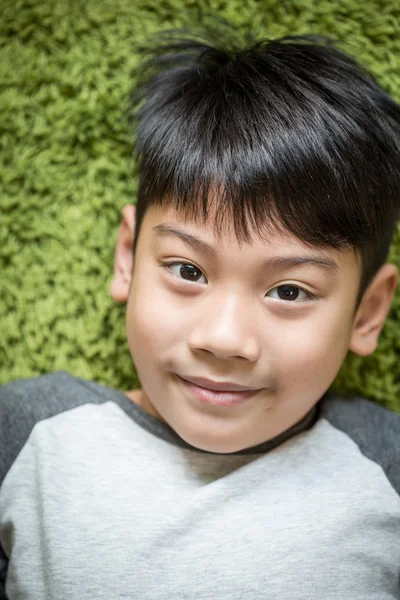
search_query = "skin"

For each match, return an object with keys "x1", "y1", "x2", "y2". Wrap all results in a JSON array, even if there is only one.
[{"x1": 109, "y1": 202, "x2": 398, "y2": 454}]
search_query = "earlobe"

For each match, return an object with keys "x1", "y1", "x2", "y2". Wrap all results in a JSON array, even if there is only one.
[
  {"x1": 349, "y1": 263, "x2": 398, "y2": 356},
  {"x1": 109, "y1": 205, "x2": 136, "y2": 303}
]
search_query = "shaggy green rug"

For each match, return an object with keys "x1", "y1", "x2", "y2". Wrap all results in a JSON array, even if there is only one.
[{"x1": 1, "y1": 0, "x2": 400, "y2": 413}]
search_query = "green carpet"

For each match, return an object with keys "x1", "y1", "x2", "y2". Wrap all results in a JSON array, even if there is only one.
[{"x1": 1, "y1": 0, "x2": 400, "y2": 413}]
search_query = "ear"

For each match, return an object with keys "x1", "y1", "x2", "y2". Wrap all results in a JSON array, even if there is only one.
[
  {"x1": 109, "y1": 204, "x2": 136, "y2": 303},
  {"x1": 349, "y1": 263, "x2": 398, "y2": 356}
]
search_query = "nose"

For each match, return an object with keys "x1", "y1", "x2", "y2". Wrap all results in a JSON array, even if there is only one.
[{"x1": 188, "y1": 292, "x2": 261, "y2": 361}]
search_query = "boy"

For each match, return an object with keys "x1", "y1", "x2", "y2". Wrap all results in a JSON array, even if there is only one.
[{"x1": 1, "y1": 25, "x2": 400, "y2": 599}]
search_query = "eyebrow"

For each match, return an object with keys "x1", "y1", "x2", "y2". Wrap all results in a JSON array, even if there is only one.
[{"x1": 153, "y1": 223, "x2": 340, "y2": 275}]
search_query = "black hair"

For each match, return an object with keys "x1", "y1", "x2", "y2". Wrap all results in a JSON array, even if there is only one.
[{"x1": 128, "y1": 21, "x2": 400, "y2": 309}]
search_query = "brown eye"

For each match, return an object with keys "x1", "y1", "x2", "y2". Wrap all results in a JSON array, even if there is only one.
[
  {"x1": 267, "y1": 284, "x2": 314, "y2": 302},
  {"x1": 178, "y1": 264, "x2": 202, "y2": 281},
  {"x1": 162, "y1": 262, "x2": 207, "y2": 284},
  {"x1": 277, "y1": 285, "x2": 300, "y2": 300}
]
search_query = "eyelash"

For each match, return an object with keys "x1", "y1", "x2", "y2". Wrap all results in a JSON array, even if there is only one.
[{"x1": 160, "y1": 261, "x2": 316, "y2": 302}]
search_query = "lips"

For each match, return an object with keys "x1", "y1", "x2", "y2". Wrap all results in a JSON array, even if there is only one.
[
  {"x1": 178, "y1": 375, "x2": 260, "y2": 406},
  {"x1": 178, "y1": 375, "x2": 260, "y2": 393}
]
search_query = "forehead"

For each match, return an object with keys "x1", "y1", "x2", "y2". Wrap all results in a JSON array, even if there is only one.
[
  {"x1": 143, "y1": 204, "x2": 359, "y2": 269},
  {"x1": 145, "y1": 203, "x2": 291, "y2": 247}
]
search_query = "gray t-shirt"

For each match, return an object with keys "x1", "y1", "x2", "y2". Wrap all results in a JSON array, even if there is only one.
[{"x1": 0, "y1": 370, "x2": 399, "y2": 599}]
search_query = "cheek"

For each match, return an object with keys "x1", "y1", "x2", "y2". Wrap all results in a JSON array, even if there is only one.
[
  {"x1": 269, "y1": 306, "x2": 353, "y2": 383},
  {"x1": 125, "y1": 272, "x2": 184, "y2": 358}
]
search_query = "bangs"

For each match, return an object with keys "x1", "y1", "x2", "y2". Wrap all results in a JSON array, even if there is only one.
[
  {"x1": 129, "y1": 26, "x2": 400, "y2": 296},
  {"x1": 137, "y1": 87, "x2": 390, "y2": 251}
]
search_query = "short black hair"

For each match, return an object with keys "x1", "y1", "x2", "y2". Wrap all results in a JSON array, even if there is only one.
[{"x1": 128, "y1": 21, "x2": 400, "y2": 309}]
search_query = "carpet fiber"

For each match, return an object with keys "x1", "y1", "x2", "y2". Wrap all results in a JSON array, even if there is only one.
[{"x1": 1, "y1": 0, "x2": 400, "y2": 413}]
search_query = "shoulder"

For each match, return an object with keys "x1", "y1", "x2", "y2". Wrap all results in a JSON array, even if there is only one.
[
  {"x1": 319, "y1": 390, "x2": 400, "y2": 496},
  {"x1": 0, "y1": 371, "x2": 110, "y2": 488},
  {"x1": 0, "y1": 370, "x2": 79, "y2": 427}
]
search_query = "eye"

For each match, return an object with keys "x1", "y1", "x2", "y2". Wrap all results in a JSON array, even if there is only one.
[
  {"x1": 161, "y1": 262, "x2": 207, "y2": 284},
  {"x1": 266, "y1": 284, "x2": 315, "y2": 302}
]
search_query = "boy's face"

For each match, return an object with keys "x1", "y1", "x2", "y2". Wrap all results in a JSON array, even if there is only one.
[{"x1": 111, "y1": 202, "x2": 397, "y2": 454}]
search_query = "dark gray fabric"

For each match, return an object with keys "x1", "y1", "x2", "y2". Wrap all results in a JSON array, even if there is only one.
[
  {"x1": 0, "y1": 545, "x2": 6, "y2": 600},
  {"x1": 319, "y1": 394, "x2": 400, "y2": 496}
]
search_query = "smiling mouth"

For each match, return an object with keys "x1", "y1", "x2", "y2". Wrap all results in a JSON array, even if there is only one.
[
  {"x1": 177, "y1": 375, "x2": 261, "y2": 407},
  {"x1": 178, "y1": 375, "x2": 261, "y2": 393}
]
